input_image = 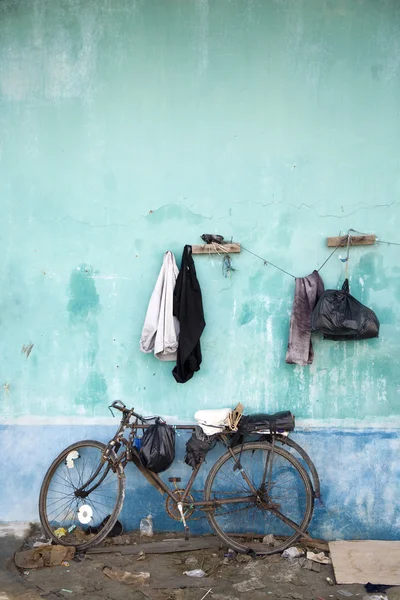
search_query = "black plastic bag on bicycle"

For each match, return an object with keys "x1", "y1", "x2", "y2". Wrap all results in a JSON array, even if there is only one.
[
  {"x1": 139, "y1": 418, "x2": 175, "y2": 473},
  {"x1": 185, "y1": 426, "x2": 217, "y2": 469},
  {"x1": 311, "y1": 278, "x2": 379, "y2": 340}
]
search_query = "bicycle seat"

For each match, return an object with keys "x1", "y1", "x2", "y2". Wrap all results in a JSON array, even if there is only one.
[{"x1": 194, "y1": 408, "x2": 231, "y2": 435}]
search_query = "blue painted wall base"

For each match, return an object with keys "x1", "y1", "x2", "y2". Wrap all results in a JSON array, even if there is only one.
[{"x1": 1, "y1": 425, "x2": 398, "y2": 540}]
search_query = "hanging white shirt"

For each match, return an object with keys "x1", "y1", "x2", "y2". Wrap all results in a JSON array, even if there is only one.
[{"x1": 140, "y1": 251, "x2": 180, "y2": 361}]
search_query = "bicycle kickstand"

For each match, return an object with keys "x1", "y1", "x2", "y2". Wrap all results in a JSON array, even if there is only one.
[{"x1": 177, "y1": 502, "x2": 190, "y2": 541}]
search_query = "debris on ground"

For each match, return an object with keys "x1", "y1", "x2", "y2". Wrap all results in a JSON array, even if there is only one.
[
  {"x1": 32, "y1": 540, "x2": 52, "y2": 548},
  {"x1": 326, "y1": 577, "x2": 335, "y2": 585},
  {"x1": 236, "y1": 554, "x2": 252, "y2": 563},
  {"x1": 9, "y1": 528, "x2": 370, "y2": 600},
  {"x1": 183, "y1": 569, "x2": 206, "y2": 577},
  {"x1": 299, "y1": 557, "x2": 322, "y2": 572},
  {"x1": 282, "y1": 547, "x2": 305, "y2": 559},
  {"x1": 262, "y1": 534, "x2": 276, "y2": 545},
  {"x1": 103, "y1": 566, "x2": 150, "y2": 585},
  {"x1": 307, "y1": 551, "x2": 332, "y2": 564},
  {"x1": 361, "y1": 596, "x2": 388, "y2": 600},
  {"x1": 54, "y1": 527, "x2": 67, "y2": 539},
  {"x1": 184, "y1": 556, "x2": 198, "y2": 566},
  {"x1": 140, "y1": 515, "x2": 154, "y2": 537},
  {"x1": 14, "y1": 545, "x2": 75, "y2": 569},
  {"x1": 365, "y1": 583, "x2": 394, "y2": 593},
  {"x1": 337, "y1": 591, "x2": 354, "y2": 597},
  {"x1": 329, "y1": 540, "x2": 400, "y2": 586},
  {"x1": 232, "y1": 577, "x2": 265, "y2": 592}
]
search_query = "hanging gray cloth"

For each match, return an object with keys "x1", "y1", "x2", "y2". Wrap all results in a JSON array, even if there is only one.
[{"x1": 285, "y1": 270, "x2": 325, "y2": 366}]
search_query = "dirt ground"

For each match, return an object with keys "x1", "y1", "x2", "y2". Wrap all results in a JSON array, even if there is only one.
[{"x1": 2, "y1": 528, "x2": 400, "y2": 600}]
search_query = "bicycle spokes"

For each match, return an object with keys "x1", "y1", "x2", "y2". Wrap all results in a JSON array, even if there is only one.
[
  {"x1": 206, "y1": 443, "x2": 313, "y2": 552},
  {"x1": 44, "y1": 444, "x2": 120, "y2": 540}
]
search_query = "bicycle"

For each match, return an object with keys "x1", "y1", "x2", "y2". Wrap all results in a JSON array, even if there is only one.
[{"x1": 39, "y1": 401, "x2": 319, "y2": 556}]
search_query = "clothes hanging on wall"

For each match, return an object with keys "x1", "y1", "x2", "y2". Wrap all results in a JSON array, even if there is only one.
[
  {"x1": 172, "y1": 245, "x2": 205, "y2": 383},
  {"x1": 140, "y1": 251, "x2": 180, "y2": 361},
  {"x1": 285, "y1": 270, "x2": 325, "y2": 366}
]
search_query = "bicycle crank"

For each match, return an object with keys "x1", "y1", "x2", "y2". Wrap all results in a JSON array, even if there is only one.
[{"x1": 165, "y1": 490, "x2": 195, "y2": 521}]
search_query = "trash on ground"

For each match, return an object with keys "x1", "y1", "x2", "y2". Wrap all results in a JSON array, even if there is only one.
[
  {"x1": 262, "y1": 534, "x2": 275, "y2": 545},
  {"x1": 15, "y1": 545, "x2": 75, "y2": 569},
  {"x1": 33, "y1": 540, "x2": 53, "y2": 548},
  {"x1": 362, "y1": 596, "x2": 388, "y2": 600},
  {"x1": 137, "y1": 551, "x2": 145, "y2": 561},
  {"x1": 232, "y1": 577, "x2": 265, "y2": 592},
  {"x1": 282, "y1": 547, "x2": 304, "y2": 559},
  {"x1": 199, "y1": 588, "x2": 212, "y2": 600},
  {"x1": 329, "y1": 540, "x2": 400, "y2": 585},
  {"x1": 61, "y1": 590, "x2": 73, "y2": 594},
  {"x1": 54, "y1": 528, "x2": 67, "y2": 539},
  {"x1": 185, "y1": 556, "x2": 198, "y2": 566},
  {"x1": 223, "y1": 548, "x2": 235, "y2": 562},
  {"x1": 307, "y1": 551, "x2": 331, "y2": 564},
  {"x1": 300, "y1": 557, "x2": 321, "y2": 572},
  {"x1": 365, "y1": 584, "x2": 393, "y2": 593},
  {"x1": 326, "y1": 577, "x2": 335, "y2": 585},
  {"x1": 103, "y1": 566, "x2": 150, "y2": 585},
  {"x1": 61, "y1": 561, "x2": 70, "y2": 567},
  {"x1": 236, "y1": 554, "x2": 252, "y2": 563},
  {"x1": 337, "y1": 591, "x2": 354, "y2": 597},
  {"x1": 183, "y1": 569, "x2": 206, "y2": 578},
  {"x1": 140, "y1": 515, "x2": 154, "y2": 537}
]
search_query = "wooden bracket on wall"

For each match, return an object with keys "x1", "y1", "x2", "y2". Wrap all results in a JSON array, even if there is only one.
[
  {"x1": 326, "y1": 234, "x2": 376, "y2": 247},
  {"x1": 192, "y1": 243, "x2": 241, "y2": 254}
]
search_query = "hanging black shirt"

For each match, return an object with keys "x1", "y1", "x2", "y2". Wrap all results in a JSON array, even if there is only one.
[{"x1": 172, "y1": 245, "x2": 206, "y2": 383}]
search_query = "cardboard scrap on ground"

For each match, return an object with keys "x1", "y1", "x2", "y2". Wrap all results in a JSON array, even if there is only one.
[
  {"x1": 329, "y1": 541, "x2": 400, "y2": 585},
  {"x1": 14, "y1": 545, "x2": 75, "y2": 569}
]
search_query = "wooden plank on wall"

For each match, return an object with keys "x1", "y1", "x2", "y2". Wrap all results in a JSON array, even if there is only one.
[
  {"x1": 192, "y1": 243, "x2": 241, "y2": 254},
  {"x1": 326, "y1": 234, "x2": 376, "y2": 247}
]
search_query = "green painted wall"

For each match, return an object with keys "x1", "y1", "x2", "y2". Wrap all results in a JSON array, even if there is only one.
[{"x1": 1, "y1": 0, "x2": 400, "y2": 424}]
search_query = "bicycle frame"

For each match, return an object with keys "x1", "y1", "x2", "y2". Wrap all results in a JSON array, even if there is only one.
[{"x1": 106, "y1": 424, "x2": 256, "y2": 511}]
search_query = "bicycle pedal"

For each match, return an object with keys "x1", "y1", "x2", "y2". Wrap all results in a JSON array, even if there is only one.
[
  {"x1": 184, "y1": 526, "x2": 190, "y2": 541},
  {"x1": 168, "y1": 477, "x2": 181, "y2": 483}
]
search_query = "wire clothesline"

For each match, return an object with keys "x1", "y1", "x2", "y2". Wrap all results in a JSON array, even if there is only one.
[{"x1": 240, "y1": 230, "x2": 400, "y2": 280}]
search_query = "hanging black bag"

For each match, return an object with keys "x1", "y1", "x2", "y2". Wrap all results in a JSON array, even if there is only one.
[
  {"x1": 184, "y1": 426, "x2": 217, "y2": 469},
  {"x1": 311, "y1": 279, "x2": 379, "y2": 341},
  {"x1": 139, "y1": 419, "x2": 175, "y2": 473}
]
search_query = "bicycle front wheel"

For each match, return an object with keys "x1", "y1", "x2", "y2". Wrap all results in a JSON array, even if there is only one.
[
  {"x1": 39, "y1": 440, "x2": 126, "y2": 551},
  {"x1": 204, "y1": 442, "x2": 314, "y2": 555}
]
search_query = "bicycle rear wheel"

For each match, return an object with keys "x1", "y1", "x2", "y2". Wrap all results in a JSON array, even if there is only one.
[
  {"x1": 204, "y1": 442, "x2": 314, "y2": 555},
  {"x1": 39, "y1": 440, "x2": 125, "y2": 551}
]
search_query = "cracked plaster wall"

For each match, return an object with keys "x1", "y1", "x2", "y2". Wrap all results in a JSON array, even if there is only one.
[{"x1": 0, "y1": 0, "x2": 399, "y2": 534}]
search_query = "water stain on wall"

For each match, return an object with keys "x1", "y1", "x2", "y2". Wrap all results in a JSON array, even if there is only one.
[
  {"x1": 67, "y1": 264, "x2": 99, "y2": 322},
  {"x1": 67, "y1": 265, "x2": 107, "y2": 410}
]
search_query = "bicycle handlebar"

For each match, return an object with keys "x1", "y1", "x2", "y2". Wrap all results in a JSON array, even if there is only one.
[{"x1": 108, "y1": 400, "x2": 156, "y2": 423}]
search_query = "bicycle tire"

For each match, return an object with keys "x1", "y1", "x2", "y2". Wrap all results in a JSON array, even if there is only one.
[
  {"x1": 39, "y1": 440, "x2": 126, "y2": 551},
  {"x1": 273, "y1": 435, "x2": 321, "y2": 498},
  {"x1": 204, "y1": 441, "x2": 314, "y2": 555}
]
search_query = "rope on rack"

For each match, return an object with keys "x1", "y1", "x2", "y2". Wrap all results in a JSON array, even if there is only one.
[
  {"x1": 240, "y1": 245, "x2": 296, "y2": 279},
  {"x1": 240, "y1": 230, "x2": 400, "y2": 281}
]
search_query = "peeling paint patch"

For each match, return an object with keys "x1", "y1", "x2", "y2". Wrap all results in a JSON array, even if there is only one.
[{"x1": 21, "y1": 342, "x2": 34, "y2": 358}]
